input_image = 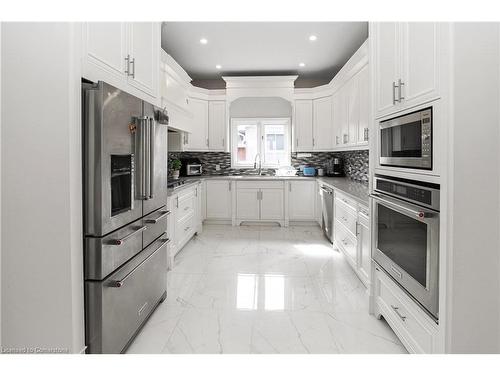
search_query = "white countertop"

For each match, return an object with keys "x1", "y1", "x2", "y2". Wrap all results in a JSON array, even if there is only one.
[{"x1": 168, "y1": 175, "x2": 369, "y2": 205}]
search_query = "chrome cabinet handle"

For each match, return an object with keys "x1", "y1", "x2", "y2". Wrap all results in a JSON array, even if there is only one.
[
  {"x1": 228, "y1": 181, "x2": 231, "y2": 191},
  {"x1": 130, "y1": 57, "x2": 135, "y2": 78},
  {"x1": 296, "y1": 139, "x2": 299, "y2": 147},
  {"x1": 176, "y1": 196, "x2": 179, "y2": 208},
  {"x1": 335, "y1": 136, "x2": 339, "y2": 145},
  {"x1": 391, "y1": 305, "x2": 407, "y2": 322},
  {"x1": 364, "y1": 128, "x2": 369, "y2": 141},
  {"x1": 206, "y1": 138, "x2": 209, "y2": 147},
  {"x1": 108, "y1": 237, "x2": 170, "y2": 287},
  {"x1": 222, "y1": 138, "x2": 225, "y2": 147},
  {"x1": 145, "y1": 210, "x2": 170, "y2": 224},
  {"x1": 392, "y1": 81, "x2": 398, "y2": 104},
  {"x1": 125, "y1": 54, "x2": 131, "y2": 75},
  {"x1": 398, "y1": 79, "x2": 404, "y2": 101},
  {"x1": 355, "y1": 221, "x2": 360, "y2": 236},
  {"x1": 184, "y1": 226, "x2": 190, "y2": 232},
  {"x1": 112, "y1": 226, "x2": 147, "y2": 246}
]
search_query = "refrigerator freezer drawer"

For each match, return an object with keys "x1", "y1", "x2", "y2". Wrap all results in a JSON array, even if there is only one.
[
  {"x1": 85, "y1": 218, "x2": 146, "y2": 280},
  {"x1": 85, "y1": 233, "x2": 168, "y2": 354},
  {"x1": 142, "y1": 207, "x2": 170, "y2": 247}
]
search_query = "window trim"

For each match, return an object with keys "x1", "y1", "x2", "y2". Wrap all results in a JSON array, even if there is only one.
[{"x1": 230, "y1": 117, "x2": 291, "y2": 169}]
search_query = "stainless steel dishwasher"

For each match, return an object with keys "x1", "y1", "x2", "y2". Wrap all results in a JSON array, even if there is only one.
[{"x1": 319, "y1": 185, "x2": 334, "y2": 243}]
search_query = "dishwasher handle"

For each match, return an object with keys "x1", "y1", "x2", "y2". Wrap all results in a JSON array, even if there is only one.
[{"x1": 320, "y1": 186, "x2": 333, "y2": 195}]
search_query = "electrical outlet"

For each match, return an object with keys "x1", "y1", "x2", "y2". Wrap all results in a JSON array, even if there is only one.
[{"x1": 215, "y1": 164, "x2": 221, "y2": 171}]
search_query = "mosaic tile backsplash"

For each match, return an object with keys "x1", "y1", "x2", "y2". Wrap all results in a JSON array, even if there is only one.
[{"x1": 168, "y1": 150, "x2": 369, "y2": 184}]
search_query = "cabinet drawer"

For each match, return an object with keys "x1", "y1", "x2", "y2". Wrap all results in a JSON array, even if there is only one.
[
  {"x1": 177, "y1": 189, "x2": 196, "y2": 221},
  {"x1": 375, "y1": 267, "x2": 437, "y2": 353},
  {"x1": 175, "y1": 212, "x2": 195, "y2": 247},
  {"x1": 335, "y1": 199, "x2": 358, "y2": 236},
  {"x1": 334, "y1": 220, "x2": 357, "y2": 264},
  {"x1": 335, "y1": 192, "x2": 358, "y2": 211},
  {"x1": 143, "y1": 208, "x2": 170, "y2": 247}
]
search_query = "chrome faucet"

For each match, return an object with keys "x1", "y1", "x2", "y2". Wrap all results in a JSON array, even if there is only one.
[{"x1": 253, "y1": 153, "x2": 262, "y2": 175}]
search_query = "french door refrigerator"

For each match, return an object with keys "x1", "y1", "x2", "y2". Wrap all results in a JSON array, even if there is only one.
[{"x1": 82, "y1": 81, "x2": 169, "y2": 353}]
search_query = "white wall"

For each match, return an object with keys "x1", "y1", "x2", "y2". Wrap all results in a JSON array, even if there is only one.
[
  {"x1": 230, "y1": 97, "x2": 292, "y2": 118},
  {"x1": 1, "y1": 23, "x2": 84, "y2": 353},
  {"x1": 446, "y1": 22, "x2": 500, "y2": 353}
]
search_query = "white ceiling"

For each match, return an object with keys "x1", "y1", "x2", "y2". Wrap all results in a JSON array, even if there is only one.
[{"x1": 161, "y1": 22, "x2": 368, "y2": 89}]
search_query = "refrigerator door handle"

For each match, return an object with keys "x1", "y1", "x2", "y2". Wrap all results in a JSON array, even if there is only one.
[
  {"x1": 135, "y1": 117, "x2": 145, "y2": 200},
  {"x1": 144, "y1": 117, "x2": 151, "y2": 200},
  {"x1": 149, "y1": 117, "x2": 155, "y2": 199}
]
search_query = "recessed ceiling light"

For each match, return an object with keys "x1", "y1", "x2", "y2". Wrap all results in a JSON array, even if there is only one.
[
  {"x1": 309, "y1": 35, "x2": 317, "y2": 41},
  {"x1": 215, "y1": 64, "x2": 222, "y2": 69},
  {"x1": 299, "y1": 62, "x2": 306, "y2": 67},
  {"x1": 200, "y1": 38, "x2": 208, "y2": 45}
]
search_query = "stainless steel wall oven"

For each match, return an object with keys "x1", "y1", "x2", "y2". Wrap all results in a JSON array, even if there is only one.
[{"x1": 371, "y1": 175, "x2": 440, "y2": 320}]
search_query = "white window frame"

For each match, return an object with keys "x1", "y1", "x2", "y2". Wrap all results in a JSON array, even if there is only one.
[{"x1": 230, "y1": 117, "x2": 291, "y2": 169}]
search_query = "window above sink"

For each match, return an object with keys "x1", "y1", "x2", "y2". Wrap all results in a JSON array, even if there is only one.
[{"x1": 230, "y1": 117, "x2": 291, "y2": 169}]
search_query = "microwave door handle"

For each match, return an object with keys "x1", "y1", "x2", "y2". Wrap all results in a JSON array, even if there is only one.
[
  {"x1": 149, "y1": 118, "x2": 155, "y2": 199},
  {"x1": 370, "y1": 193, "x2": 436, "y2": 220}
]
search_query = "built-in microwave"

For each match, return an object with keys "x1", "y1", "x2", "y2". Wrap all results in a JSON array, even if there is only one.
[
  {"x1": 379, "y1": 107, "x2": 432, "y2": 170},
  {"x1": 371, "y1": 175, "x2": 440, "y2": 321}
]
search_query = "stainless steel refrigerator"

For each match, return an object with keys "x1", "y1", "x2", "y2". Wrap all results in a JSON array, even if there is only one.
[{"x1": 82, "y1": 81, "x2": 170, "y2": 354}]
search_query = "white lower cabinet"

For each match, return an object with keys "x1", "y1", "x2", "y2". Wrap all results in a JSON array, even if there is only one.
[
  {"x1": 260, "y1": 188, "x2": 284, "y2": 220},
  {"x1": 333, "y1": 191, "x2": 371, "y2": 288},
  {"x1": 236, "y1": 188, "x2": 260, "y2": 220},
  {"x1": 373, "y1": 266, "x2": 438, "y2": 353},
  {"x1": 167, "y1": 182, "x2": 202, "y2": 269},
  {"x1": 235, "y1": 181, "x2": 284, "y2": 225},
  {"x1": 205, "y1": 180, "x2": 232, "y2": 220},
  {"x1": 288, "y1": 180, "x2": 316, "y2": 221}
]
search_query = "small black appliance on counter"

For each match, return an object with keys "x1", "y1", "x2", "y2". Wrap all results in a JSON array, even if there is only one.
[
  {"x1": 326, "y1": 157, "x2": 344, "y2": 177},
  {"x1": 180, "y1": 157, "x2": 202, "y2": 176}
]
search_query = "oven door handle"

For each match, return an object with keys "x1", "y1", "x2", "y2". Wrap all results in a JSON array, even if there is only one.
[{"x1": 370, "y1": 193, "x2": 437, "y2": 220}]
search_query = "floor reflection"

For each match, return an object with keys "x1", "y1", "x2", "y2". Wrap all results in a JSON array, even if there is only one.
[{"x1": 236, "y1": 273, "x2": 285, "y2": 311}]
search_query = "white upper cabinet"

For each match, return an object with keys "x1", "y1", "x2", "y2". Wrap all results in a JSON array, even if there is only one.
[
  {"x1": 312, "y1": 96, "x2": 334, "y2": 150},
  {"x1": 372, "y1": 22, "x2": 441, "y2": 118},
  {"x1": 186, "y1": 98, "x2": 209, "y2": 151},
  {"x1": 127, "y1": 23, "x2": 159, "y2": 97},
  {"x1": 288, "y1": 180, "x2": 316, "y2": 221},
  {"x1": 372, "y1": 22, "x2": 400, "y2": 117},
  {"x1": 332, "y1": 92, "x2": 344, "y2": 147},
  {"x1": 357, "y1": 65, "x2": 370, "y2": 145},
  {"x1": 293, "y1": 100, "x2": 314, "y2": 151},
  {"x1": 208, "y1": 101, "x2": 226, "y2": 151},
  {"x1": 400, "y1": 22, "x2": 440, "y2": 109},
  {"x1": 83, "y1": 22, "x2": 128, "y2": 80},
  {"x1": 82, "y1": 22, "x2": 160, "y2": 104},
  {"x1": 347, "y1": 74, "x2": 360, "y2": 146}
]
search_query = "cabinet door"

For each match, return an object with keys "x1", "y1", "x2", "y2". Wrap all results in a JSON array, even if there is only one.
[
  {"x1": 205, "y1": 180, "x2": 232, "y2": 219},
  {"x1": 83, "y1": 22, "x2": 128, "y2": 80},
  {"x1": 208, "y1": 101, "x2": 226, "y2": 151},
  {"x1": 260, "y1": 189, "x2": 284, "y2": 220},
  {"x1": 294, "y1": 100, "x2": 314, "y2": 151},
  {"x1": 357, "y1": 211, "x2": 371, "y2": 285},
  {"x1": 332, "y1": 92, "x2": 343, "y2": 147},
  {"x1": 338, "y1": 85, "x2": 349, "y2": 146},
  {"x1": 357, "y1": 65, "x2": 370, "y2": 145},
  {"x1": 347, "y1": 74, "x2": 360, "y2": 146},
  {"x1": 236, "y1": 188, "x2": 260, "y2": 220},
  {"x1": 186, "y1": 98, "x2": 209, "y2": 150},
  {"x1": 373, "y1": 22, "x2": 400, "y2": 118},
  {"x1": 127, "y1": 22, "x2": 159, "y2": 97},
  {"x1": 400, "y1": 22, "x2": 440, "y2": 108},
  {"x1": 288, "y1": 181, "x2": 316, "y2": 220},
  {"x1": 312, "y1": 96, "x2": 334, "y2": 150}
]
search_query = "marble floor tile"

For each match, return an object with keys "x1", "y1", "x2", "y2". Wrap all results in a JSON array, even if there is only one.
[{"x1": 126, "y1": 223, "x2": 406, "y2": 354}]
